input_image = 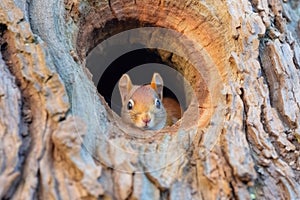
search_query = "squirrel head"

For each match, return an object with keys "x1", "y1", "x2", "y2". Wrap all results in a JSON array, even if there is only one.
[{"x1": 118, "y1": 73, "x2": 167, "y2": 130}]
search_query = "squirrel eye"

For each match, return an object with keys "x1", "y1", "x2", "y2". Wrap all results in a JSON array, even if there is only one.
[
  {"x1": 155, "y1": 98, "x2": 161, "y2": 109},
  {"x1": 127, "y1": 99, "x2": 134, "y2": 110}
]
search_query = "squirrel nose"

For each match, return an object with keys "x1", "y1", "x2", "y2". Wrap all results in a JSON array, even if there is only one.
[{"x1": 142, "y1": 117, "x2": 151, "y2": 124}]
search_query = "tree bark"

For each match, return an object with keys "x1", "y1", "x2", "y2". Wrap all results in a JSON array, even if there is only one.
[{"x1": 1, "y1": 0, "x2": 300, "y2": 199}]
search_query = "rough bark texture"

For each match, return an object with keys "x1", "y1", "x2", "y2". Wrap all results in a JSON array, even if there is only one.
[{"x1": 1, "y1": 0, "x2": 300, "y2": 199}]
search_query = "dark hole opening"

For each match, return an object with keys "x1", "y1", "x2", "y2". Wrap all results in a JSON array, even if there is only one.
[
  {"x1": 87, "y1": 18, "x2": 156, "y2": 57},
  {"x1": 87, "y1": 46, "x2": 188, "y2": 115},
  {"x1": 84, "y1": 18, "x2": 192, "y2": 117},
  {"x1": 98, "y1": 48, "x2": 180, "y2": 110}
]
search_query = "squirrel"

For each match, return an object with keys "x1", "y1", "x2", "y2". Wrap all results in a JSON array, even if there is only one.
[{"x1": 118, "y1": 73, "x2": 181, "y2": 130}]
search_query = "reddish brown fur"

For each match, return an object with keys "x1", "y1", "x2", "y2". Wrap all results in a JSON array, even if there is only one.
[
  {"x1": 163, "y1": 97, "x2": 182, "y2": 126},
  {"x1": 131, "y1": 86, "x2": 158, "y2": 114},
  {"x1": 119, "y1": 73, "x2": 181, "y2": 130}
]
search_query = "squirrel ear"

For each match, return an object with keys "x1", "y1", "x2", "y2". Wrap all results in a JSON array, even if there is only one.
[
  {"x1": 151, "y1": 73, "x2": 164, "y2": 99},
  {"x1": 119, "y1": 74, "x2": 132, "y2": 105}
]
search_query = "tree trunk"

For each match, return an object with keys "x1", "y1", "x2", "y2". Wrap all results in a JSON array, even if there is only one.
[{"x1": 1, "y1": 0, "x2": 300, "y2": 199}]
